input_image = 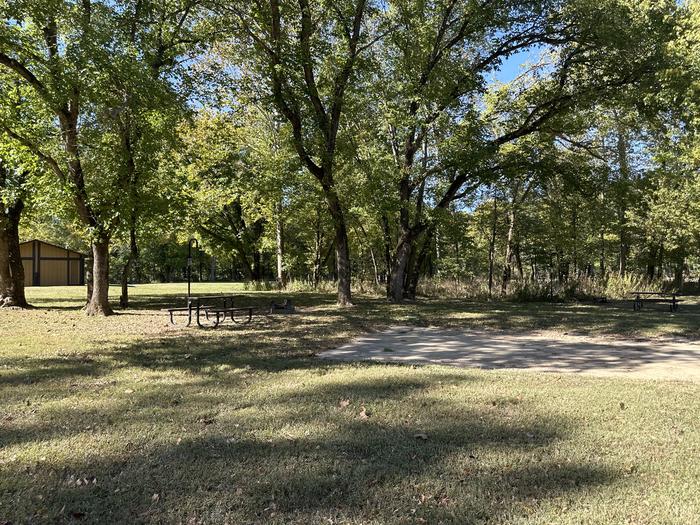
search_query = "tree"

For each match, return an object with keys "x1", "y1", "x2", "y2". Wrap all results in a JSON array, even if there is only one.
[
  {"x1": 216, "y1": 0, "x2": 378, "y2": 305},
  {"x1": 0, "y1": 0, "x2": 202, "y2": 314},
  {"x1": 363, "y1": 0, "x2": 679, "y2": 301},
  {"x1": 0, "y1": 144, "x2": 31, "y2": 308}
]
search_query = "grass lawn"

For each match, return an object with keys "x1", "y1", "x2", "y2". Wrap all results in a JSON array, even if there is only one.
[{"x1": 1, "y1": 283, "x2": 698, "y2": 524}]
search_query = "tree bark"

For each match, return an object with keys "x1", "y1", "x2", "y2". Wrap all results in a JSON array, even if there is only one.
[
  {"x1": 0, "y1": 198, "x2": 29, "y2": 308},
  {"x1": 85, "y1": 237, "x2": 113, "y2": 316},
  {"x1": 312, "y1": 209, "x2": 324, "y2": 288},
  {"x1": 673, "y1": 251, "x2": 686, "y2": 290},
  {"x1": 618, "y1": 234, "x2": 628, "y2": 277},
  {"x1": 646, "y1": 245, "x2": 658, "y2": 281},
  {"x1": 501, "y1": 205, "x2": 517, "y2": 295},
  {"x1": 405, "y1": 226, "x2": 435, "y2": 300},
  {"x1": 599, "y1": 227, "x2": 605, "y2": 277},
  {"x1": 381, "y1": 214, "x2": 393, "y2": 292},
  {"x1": 275, "y1": 206, "x2": 285, "y2": 286},
  {"x1": 388, "y1": 230, "x2": 417, "y2": 302},
  {"x1": 616, "y1": 123, "x2": 631, "y2": 277},
  {"x1": 329, "y1": 196, "x2": 352, "y2": 305},
  {"x1": 488, "y1": 196, "x2": 498, "y2": 299},
  {"x1": 514, "y1": 241, "x2": 524, "y2": 281},
  {"x1": 119, "y1": 222, "x2": 138, "y2": 308}
]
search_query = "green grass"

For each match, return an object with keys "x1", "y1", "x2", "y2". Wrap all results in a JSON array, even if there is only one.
[{"x1": 1, "y1": 284, "x2": 698, "y2": 524}]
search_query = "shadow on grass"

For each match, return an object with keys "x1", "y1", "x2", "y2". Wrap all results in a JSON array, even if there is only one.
[
  {"x1": 0, "y1": 355, "x2": 105, "y2": 386},
  {"x1": 0, "y1": 374, "x2": 618, "y2": 524}
]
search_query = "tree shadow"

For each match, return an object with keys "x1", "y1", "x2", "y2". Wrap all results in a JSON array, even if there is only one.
[
  {"x1": 0, "y1": 374, "x2": 618, "y2": 524},
  {"x1": 0, "y1": 354, "x2": 105, "y2": 387},
  {"x1": 320, "y1": 326, "x2": 700, "y2": 379}
]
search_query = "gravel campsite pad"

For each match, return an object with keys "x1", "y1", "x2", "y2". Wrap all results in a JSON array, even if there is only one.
[{"x1": 319, "y1": 326, "x2": 700, "y2": 381}]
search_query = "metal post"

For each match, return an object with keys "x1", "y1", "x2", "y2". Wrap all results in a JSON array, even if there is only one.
[{"x1": 187, "y1": 238, "x2": 199, "y2": 298}]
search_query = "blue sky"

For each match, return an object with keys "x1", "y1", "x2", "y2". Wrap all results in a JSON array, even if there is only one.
[{"x1": 491, "y1": 49, "x2": 542, "y2": 85}]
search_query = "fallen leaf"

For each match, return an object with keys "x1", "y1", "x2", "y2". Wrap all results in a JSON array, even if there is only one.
[
  {"x1": 124, "y1": 389, "x2": 134, "y2": 394},
  {"x1": 151, "y1": 493, "x2": 160, "y2": 502},
  {"x1": 358, "y1": 406, "x2": 369, "y2": 420},
  {"x1": 339, "y1": 399, "x2": 350, "y2": 409}
]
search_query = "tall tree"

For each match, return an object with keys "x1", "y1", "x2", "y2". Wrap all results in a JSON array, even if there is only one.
[
  {"x1": 0, "y1": 148, "x2": 30, "y2": 308},
  {"x1": 0, "y1": 1, "x2": 127, "y2": 314},
  {"x1": 217, "y1": 0, "x2": 376, "y2": 305},
  {"x1": 367, "y1": 0, "x2": 679, "y2": 301},
  {"x1": 0, "y1": 0, "x2": 201, "y2": 313}
]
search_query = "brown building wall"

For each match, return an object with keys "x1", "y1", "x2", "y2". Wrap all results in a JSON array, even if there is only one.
[{"x1": 19, "y1": 240, "x2": 85, "y2": 287}]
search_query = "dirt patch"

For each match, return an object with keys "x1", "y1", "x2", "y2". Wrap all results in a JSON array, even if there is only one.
[{"x1": 319, "y1": 326, "x2": 700, "y2": 381}]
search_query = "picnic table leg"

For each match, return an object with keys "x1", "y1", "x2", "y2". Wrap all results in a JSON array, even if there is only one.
[
  {"x1": 196, "y1": 304, "x2": 205, "y2": 328},
  {"x1": 230, "y1": 308, "x2": 253, "y2": 325}
]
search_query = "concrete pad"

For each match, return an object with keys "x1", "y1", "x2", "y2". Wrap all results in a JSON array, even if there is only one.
[{"x1": 318, "y1": 326, "x2": 700, "y2": 381}]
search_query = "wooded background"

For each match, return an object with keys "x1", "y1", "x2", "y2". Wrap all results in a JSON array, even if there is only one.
[{"x1": 1, "y1": 0, "x2": 699, "y2": 313}]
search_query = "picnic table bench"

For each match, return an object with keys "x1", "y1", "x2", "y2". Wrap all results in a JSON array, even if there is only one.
[
  {"x1": 631, "y1": 291, "x2": 682, "y2": 312},
  {"x1": 164, "y1": 295, "x2": 254, "y2": 327}
]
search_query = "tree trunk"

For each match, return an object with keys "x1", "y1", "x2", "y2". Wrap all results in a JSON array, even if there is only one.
[
  {"x1": 381, "y1": 214, "x2": 392, "y2": 292},
  {"x1": 388, "y1": 232, "x2": 415, "y2": 302},
  {"x1": 571, "y1": 207, "x2": 578, "y2": 277},
  {"x1": 488, "y1": 196, "x2": 498, "y2": 299},
  {"x1": 85, "y1": 237, "x2": 113, "y2": 316},
  {"x1": 646, "y1": 245, "x2": 658, "y2": 281},
  {"x1": 619, "y1": 234, "x2": 628, "y2": 276},
  {"x1": 275, "y1": 207, "x2": 285, "y2": 286},
  {"x1": 404, "y1": 227, "x2": 435, "y2": 300},
  {"x1": 326, "y1": 189, "x2": 352, "y2": 305},
  {"x1": 616, "y1": 122, "x2": 631, "y2": 277},
  {"x1": 514, "y1": 241, "x2": 524, "y2": 281},
  {"x1": 119, "y1": 222, "x2": 138, "y2": 308},
  {"x1": 673, "y1": 252, "x2": 685, "y2": 291},
  {"x1": 252, "y1": 250, "x2": 262, "y2": 281},
  {"x1": 0, "y1": 199, "x2": 29, "y2": 308},
  {"x1": 501, "y1": 206, "x2": 516, "y2": 295},
  {"x1": 599, "y1": 228, "x2": 605, "y2": 277}
]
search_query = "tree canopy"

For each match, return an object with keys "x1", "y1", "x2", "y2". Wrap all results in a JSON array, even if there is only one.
[{"x1": 1, "y1": 0, "x2": 698, "y2": 312}]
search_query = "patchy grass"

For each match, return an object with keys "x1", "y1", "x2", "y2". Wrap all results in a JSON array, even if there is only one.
[{"x1": 0, "y1": 284, "x2": 698, "y2": 524}]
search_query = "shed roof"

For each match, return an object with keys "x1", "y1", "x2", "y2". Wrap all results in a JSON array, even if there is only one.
[{"x1": 20, "y1": 239, "x2": 87, "y2": 257}]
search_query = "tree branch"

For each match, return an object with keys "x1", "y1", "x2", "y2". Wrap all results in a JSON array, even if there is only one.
[{"x1": 0, "y1": 122, "x2": 66, "y2": 180}]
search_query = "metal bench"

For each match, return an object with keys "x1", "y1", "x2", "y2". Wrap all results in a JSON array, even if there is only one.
[
  {"x1": 631, "y1": 291, "x2": 682, "y2": 312},
  {"x1": 269, "y1": 298, "x2": 295, "y2": 314}
]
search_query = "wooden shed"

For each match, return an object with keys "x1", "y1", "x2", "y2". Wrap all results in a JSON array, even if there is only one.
[{"x1": 20, "y1": 240, "x2": 85, "y2": 287}]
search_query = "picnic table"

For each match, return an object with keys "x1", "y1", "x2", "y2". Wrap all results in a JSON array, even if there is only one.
[
  {"x1": 164, "y1": 295, "x2": 254, "y2": 328},
  {"x1": 631, "y1": 291, "x2": 682, "y2": 312}
]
